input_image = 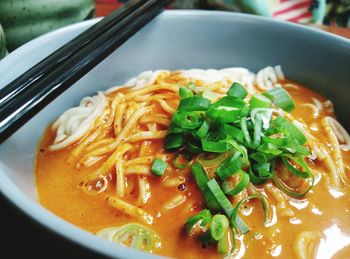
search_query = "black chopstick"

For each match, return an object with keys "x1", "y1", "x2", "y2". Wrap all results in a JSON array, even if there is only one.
[
  {"x1": 0, "y1": 0, "x2": 147, "y2": 108},
  {"x1": 0, "y1": 0, "x2": 172, "y2": 143}
]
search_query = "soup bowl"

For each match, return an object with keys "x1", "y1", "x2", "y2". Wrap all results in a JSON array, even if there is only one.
[{"x1": 0, "y1": 10, "x2": 350, "y2": 258}]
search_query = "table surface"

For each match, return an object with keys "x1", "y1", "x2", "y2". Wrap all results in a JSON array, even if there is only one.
[{"x1": 1, "y1": 4, "x2": 350, "y2": 259}]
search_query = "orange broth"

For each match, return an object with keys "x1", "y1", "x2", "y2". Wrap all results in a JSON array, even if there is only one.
[{"x1": 35, "y1": 80, "x2": 350, "y2": 258}]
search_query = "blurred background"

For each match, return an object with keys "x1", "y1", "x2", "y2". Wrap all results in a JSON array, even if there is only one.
[{"x1": 0, "y1": 0, "x2": 349, "y2": 60}]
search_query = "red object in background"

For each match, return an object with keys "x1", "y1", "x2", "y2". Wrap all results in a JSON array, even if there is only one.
[
  {"x1": 96, "y1": 0, "x2": 124, "y2": 17},
  {"x1": 95, "y1": 0, "x2": 350, "y2": 40}
]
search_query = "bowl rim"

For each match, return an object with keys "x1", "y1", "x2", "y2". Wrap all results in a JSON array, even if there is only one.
[{"x1": 0, "y1": 9, "x2": 349, "y2": 259}]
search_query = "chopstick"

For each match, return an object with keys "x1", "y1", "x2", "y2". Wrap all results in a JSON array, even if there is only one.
[
  {"x1": 0, "y1": 0, "x2": 172, "y2": 143},
  {"x1": 0, "y1": 0, "x2": 148, "y2": 108}
]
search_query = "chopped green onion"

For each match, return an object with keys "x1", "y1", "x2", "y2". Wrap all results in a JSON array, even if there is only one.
[
  {"x1": 202, "y1": 139, "x2": 232, "y2": 153},
  {"x1": 197, "y1": 153, "x2": 228, "y2": 167},
  {"x1": 186, "y1": 141, "x2": 203, "y2": 154},
  {"x1": 151, "y1": 159, "x2": 168, "y2": 176},
  {"x1": 252, "y1": 112, "x2": 263, "y2": 148},
  {"x1": 195, "y1": 120, "x2": 210, "y2": 139},
  {"x1": 280, "y1": 153, "x2": 312, "y2": 178},
  {"x1": 216, "y1": 152, "x2": 242, "y2": 180},
  {"x1": 218, "y1": 231, "x2": 229, "y2": 255},
  {"x1": 96, "y1": 223, "x2": 161, "y2": 252},
  {"x1": 231, "y1": 194, "x2": 270, "y2": 234},
  {"x1": 172, "y1": 111, "x2": 203, "y2": 130},
  {"x1": 282, "y1": 138, "x2": 310, "y2": 155},
  {"x1": 248, "y1": 167, "x2": 265, "y2": 185},
  {"x1": 164, "y1": 133, "x2": 184, "y2": 150},
  {"x1": 227, "y1": 82, "x2": 248, "y2": 99},
  {"x1": 207, "y1": 96, "x2": 246, "y2": 123},
  {"x1": 262, "y1": 136, "x2": 287, "y2": 147},
  {"x1": 178, "y1": 96, "x2": 211, "y2": 111},
  {"x1": 273, "y1": 155, "x2": 314, "y2": 197},
  {"x1": 234, "y1": 216, "x2": 250, "y2": 234},
  {"x1": 249, "y1": 94, "x2": 271, "y2": 109},
  {"x1": 211, "y1": 214, "x2": 229, "y2": 241},
  {"x1": 179, "y1": 86, "x2": 194, "y2": 99},
  {"x1": 253, "y1": 162, "x2": 273, "y2": 179},
  {"x1": 164, "y1": 72, "x2": 318, "y2": 254},
  {"x1": 191, "y1": 162, "x2": 210, "y2": 191},
  {"x1": 220, "y1": 123, "x2": 244, "y2": 143},
  {"x1": 257, "y1": 143, "x2": 283, "y2": 160},
  {"x1": 217, "y1": 228, "x2": 234, "y2": 256},
  {"x1": 264, "y1": 87, "x2": 295, "y2": 112},
  {"x1": 191, "y1": 163, "x2": 221, "y2": 211},
  {"x1": 206, "y1": 178, "x2": 249, "y2": 233},
  {"x1": 187, "y1": 82, "x2": 201, "y2": 95},
  {"x1": 224, "y1": 139, "x2": 250, "y2": 166},
  {"x1": 240, "y1": 117, "x2": 252, "y2": 146},
  {"x1": 222, "y1": 170, "x2": 250, "y2": 196},
  {"x1": 203, "y1": 89, "x2": 220, "y2": 100},
  {"x1": 240, "y1": 104, "x2": 250, "y2": 118},
  {"x1": 250, "y1": 152, "x2": 268, "y2": 164},
  {"x1": 273, "y1": 173, "x2": 314, "y2": 197},
  {"x1": 282, "y1": 157, "x2": 307, "y2": 178},
  {"x1": 250, "y1": 108, "x2": 273, "y2": 130},
  {"x1": 273, "y1": 116, "x2": 307, "y2": 144},
  {"x1": 167, "y1": 123, "x2": 185, "y2": 134},
  {"x1": 173, "y1": 153, "x2": 192, "y2": 169},
  {"x1": 185, "y1": 209, "x2": 212, "y2": 235},
  {"x1": 207, "y1": 179, "x2": 234, "y2": 217}
]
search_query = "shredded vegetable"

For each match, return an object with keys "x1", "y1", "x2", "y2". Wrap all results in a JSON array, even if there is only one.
[{"x1": 166, "y1": 81, "x2": 314, "y2": 254}]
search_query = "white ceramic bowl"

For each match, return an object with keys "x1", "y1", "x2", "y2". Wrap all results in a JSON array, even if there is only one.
[{"x1": 0, "y1": 10, "x2": 350, "y2": 258}]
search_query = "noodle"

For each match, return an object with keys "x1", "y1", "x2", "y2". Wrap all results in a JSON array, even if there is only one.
[
  {"x1": 164, "y1": 195, "x2": 187, "y2": 210},
  {"x1": 107, "y1": 196, "x2": 153, "y2": 224},
  {"x1": 36, "y1": 66, "x2": 350, "y2": 259},
  {"x1": 322, "y1": 117, "x2": 346, "y2": 183},
  {"x1": 265, "y1": 184, "x2": 295, "y2": 218},
  {"x1": 49, "y1": 92, "x2": 106, "y2": 151},
  {"x1": 138, "y1": 176, "x2": 151, "y2": 204},
  {"x1": 325, "y1": 116, "x2": 350, "y2": 151}
]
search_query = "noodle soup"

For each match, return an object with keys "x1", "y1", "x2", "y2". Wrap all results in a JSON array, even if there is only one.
[{"x1": 36, "y1": 67, "x2": 350, "y2": 258}]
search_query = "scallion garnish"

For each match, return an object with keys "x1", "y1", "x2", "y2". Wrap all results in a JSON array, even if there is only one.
[
  {"x1": 220, "y1": 123, "x2": 244, "y2": 143},
  {"x1": 151, "y1": 159, "x2": 168, "y2": 176},
  {"x1": 273, "y1": 116, "x2": 307, "y2": 144},
  {"x1": 227, "y1": 82, "x2": 248, "y2": 100},
  {"x1": 207, "y1": 179, "x2": 234, "y2": 217},
  {"x1": 202, "y1": 139, "x2": 232, "y2": 153},
  {"x1": 197, "y1": 153, "x2": 227, "y2": 167},
  {"x1": 191, "y1": 162, "x2": 221, "y2": 211},
  {"x1": 195, "y1": 120, "x2": 210, "y2": 139},
  {"x1": 240, "y1": 117, "x2": 252, "y2": 147},
  {"x1": 222, "y1": 170, "x2": 250, "y2": 196},
  {"x1": 172, "y1": 111, "x2": 203, "y2": 130},
  {"x1": 167, "y1": 81, "x2": 314, "y2": 254},
  {"x1": 249, "y1": 94, "x2": 271, "y2": 109},
  {"x1": 173, "y1": 153, "x2": 192, "y2": 169},
  {"x1": 179, "y1": 86, "x2": 194, "y2": 99},
  {"x1": 264, "y1": 87, "x2": 295, "y2": 112},
  {"x1": 185, "y1": 209, "x2": 212, "y2": 235},
  {"x1": 207, "y1": 96, "x2": 246, "y2": 123},
  {"x1": 252, "y1": 112, "x2": 263, "y2": 148},
  {"x1": 216, "y1": 152, "x2": 242, "y2": 180},
  {"x1": 210, "y1": 214, "x2": 229, "y2": 241},
  {"x1": 231, "y1": 194, "x2": 270, "y2": 234},
  {"x1": 178, "y1": 96, "x2": 211, "y2": 111},
  {"x1": 217, "y1": 228, "x2": 234, "y2": 256},
  {"x1": 164, "y1": 133, "x2": 184, "y2": 150}
]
